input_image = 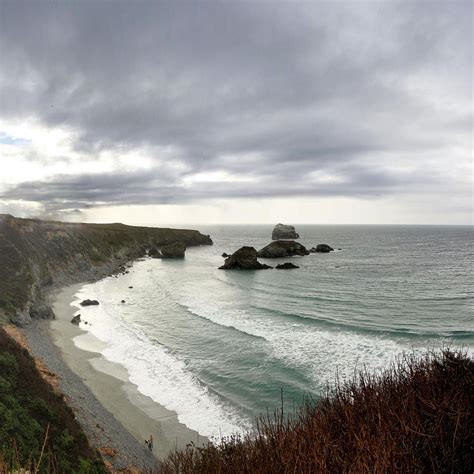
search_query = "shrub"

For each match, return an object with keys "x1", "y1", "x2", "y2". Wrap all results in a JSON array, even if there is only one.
[
  {"x1": 162, "y1": 350, "x2": 473, "y2": 473},
  {"x1": 0, "y1": 329, "x2": 106, "y2": 473}
]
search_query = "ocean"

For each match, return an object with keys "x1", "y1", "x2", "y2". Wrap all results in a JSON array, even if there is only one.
[{"x1": 71, "y1": 225, "x2": 474, "y2": 440}]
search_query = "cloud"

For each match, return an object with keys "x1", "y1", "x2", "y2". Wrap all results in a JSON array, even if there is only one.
[{"x1": 0, "y1": 0, "x2": 471, "y2": 220}]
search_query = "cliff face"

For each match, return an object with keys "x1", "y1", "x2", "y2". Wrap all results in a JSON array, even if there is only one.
[{"x1": 0, "y1": 214, "x2": 212, "y2": 325}]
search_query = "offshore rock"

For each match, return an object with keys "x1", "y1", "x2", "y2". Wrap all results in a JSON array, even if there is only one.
[
  {"x1": 272, "y1": 223, "x2": 299, "y2": 240},
  {"x1": 258, "y1": 241, "x2": 309, "y2": 258},
  {"x1": 314, "y1": 244, "x2": 334, "y2": 253},
  {"x1": 219, "y1": 246, "x2": 272, "y2": 270},
  {"x1": 276, "y1": 262, "x2": 299, "y2": 269}
]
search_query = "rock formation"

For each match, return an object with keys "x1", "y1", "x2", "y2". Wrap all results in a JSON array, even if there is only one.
[
  {"x1": 29, "y1": 304, "x2": 55, "y2": 320},
  {"x1": 272, "y1": 223, "x2": 299, "y2": 240},
  {"x1": 71, "y1": 314, "x2": 81, "y2": 325},
  {"x1": 276, "y1": 262, "x2": 300, "y2": 269},
  {"x1": 219, "y1": 247, "x2": 273, "y2": 270},
  {"x1": 258, "y1": 241, "x2": 309, "y2": 258},
  {"x1": 313, "y1": 244, "x2": 334, "y2": 253},
  {"x1": 148, "y1": 247, "x2": 160, "y2": 257},
  {"x1": 80, "y1": 299, "x2": 99, "y2": 307},
  {"x1": 160, "y1": 242, "x2": 186, "y2": 258}
]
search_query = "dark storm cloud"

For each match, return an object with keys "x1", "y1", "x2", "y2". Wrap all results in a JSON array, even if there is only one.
[
  {"x1": 0, "y1": 0, "x2": 471, "y2": 211},
  {"x1": 2, "y1": 163, "x2": 437, "y2": 213}
]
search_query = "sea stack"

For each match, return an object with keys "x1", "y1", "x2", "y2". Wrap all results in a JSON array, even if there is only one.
[
  {"x1": 258, "y1": 241, "x2": 309, "y2": 258},
  {"x1": 272, "y1": 223, "x2": 299, "y2": 240},
  {"x1": 219, "y1": 246, "x2": 272, "y2": 270}
]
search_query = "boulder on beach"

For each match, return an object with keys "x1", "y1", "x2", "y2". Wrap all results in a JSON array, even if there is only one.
[
  {"x1": 272, "y1": 223, "x2": 299, "y2": 240},
  {"x1": 313, "y1": 244, "x2": 334, "y2": 253},
  {"x1": 80, "y1": 299, "x2": 99, "y2": 307},
  {"x1": 276, "y1": 262, "x2": 300, "y2": 269},
  {"x1": 258, "y1": 241, "x2": 309, "y2": 258},
  {"x1": 71, "y1": 314, "x2": 81, "y2": 325},
  {"x1": 219, "y1": 246, "x2": 272, "y2": 270}
]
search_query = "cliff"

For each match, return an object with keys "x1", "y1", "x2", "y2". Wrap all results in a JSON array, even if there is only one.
[{"x1": 0, "y1": 214, "x2": 212, "y2": 325}]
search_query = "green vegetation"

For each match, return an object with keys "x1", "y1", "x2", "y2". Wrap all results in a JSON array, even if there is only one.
[
  {"x1": 0, "y1": 329, "x2": 106, "y2": 473},
  {"x1": 162, "y1": 350, "x2": 473, "y2": 473}
]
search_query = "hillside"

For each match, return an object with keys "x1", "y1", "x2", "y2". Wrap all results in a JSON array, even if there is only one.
[
  {"x1": 162, "y1": 350, "x2": 473, "y2": 473},
  {"x1": 0, "y1": 214, "x2": 212, "y2": 326},
  {"x1": 0, "y1": 327, "x2": 106, "y2": 473}
]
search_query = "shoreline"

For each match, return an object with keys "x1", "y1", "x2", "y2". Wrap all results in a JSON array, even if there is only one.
[{"x1": 24, "y1": 282, "x2": 207, "y2": 470}]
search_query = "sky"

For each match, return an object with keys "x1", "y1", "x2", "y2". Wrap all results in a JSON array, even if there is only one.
[{"x1": 0, "y1": 0, "x2": 472, "y2": 225}]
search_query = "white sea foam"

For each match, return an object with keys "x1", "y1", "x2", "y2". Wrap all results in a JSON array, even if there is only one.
[
  {"x1": 72, "y1": 283, "x2": 252, "y2": 439},
  {"x1": 178, "y1": 292, "x2": 416, "y2": 387},
  {"x1": 69, "y1": 224, "x2": 474, "y2": 442}
]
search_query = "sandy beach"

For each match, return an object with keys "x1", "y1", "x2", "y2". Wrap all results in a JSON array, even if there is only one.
[{"x1": 24, "y1": 283, "x2": 207, "y2": 470}]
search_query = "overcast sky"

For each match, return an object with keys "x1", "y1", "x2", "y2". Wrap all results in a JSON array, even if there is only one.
[{"x1": 0, "y1": 1, "x2": 472, "y2": 225}]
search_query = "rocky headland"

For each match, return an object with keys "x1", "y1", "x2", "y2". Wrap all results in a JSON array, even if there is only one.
[
  {"x1": 0, "y1": 214, "x2": 212, "y2": 326},
  {"x1": 150, "y1": 241, "x2": 187, "y2": 258}
]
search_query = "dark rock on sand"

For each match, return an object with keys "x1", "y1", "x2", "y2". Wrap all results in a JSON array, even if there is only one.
[
  {"x1": 128, "y1": 286, "x2": 133, "y2": 289},
  {"x1": 121, "y1": 300, "x2": 126, "y2": 303},
  {"x1": 71, "y1": 314, "x2": 81, "y2": 325},
  {"x1": 80, "y1": 299, "x2": 99, "y2": 307},
  {"x1": 272, "y1": 223, "x2": 300, "y2": 240},
  {"x1": 276, "y1": 262, "x2": 300, "y2": 269},
  {"x1": 219, "y1": 246, "x2": 272, "y2": 270},
  {"x1": 314, "y1": 244, "x2": 334, "y2": 253},
  {"x1": 258, "y1": 241, "x2": 309, "y2": 258}
]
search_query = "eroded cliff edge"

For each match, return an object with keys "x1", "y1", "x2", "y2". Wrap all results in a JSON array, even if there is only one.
[{"x1": 0, "y1": 214, "x2": 212, "y2": 325}]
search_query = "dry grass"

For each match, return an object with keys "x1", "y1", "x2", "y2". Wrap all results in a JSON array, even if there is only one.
[{"x1": 161, "y1": 350, "x2": 473, "y2": 473}]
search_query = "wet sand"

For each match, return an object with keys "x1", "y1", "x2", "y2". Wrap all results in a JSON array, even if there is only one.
[{"x1": 25, "y1": 283, "x2": 207, "y2": 468}]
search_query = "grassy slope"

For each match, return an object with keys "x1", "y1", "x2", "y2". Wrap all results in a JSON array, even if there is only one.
[
  {"x1": 0, "y1": 328, "x2": 106, "y2": 473},
  {"x1": 162, "y1": 350, "x2": 473, "y2": 473},
  {"x1": 0, "y1": 214, "x2": 212, "y2": 324}
]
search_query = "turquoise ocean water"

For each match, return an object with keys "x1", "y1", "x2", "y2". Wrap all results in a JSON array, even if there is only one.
[{"x1": 73, "y1": 225, "x2": 473, "y2": 439}]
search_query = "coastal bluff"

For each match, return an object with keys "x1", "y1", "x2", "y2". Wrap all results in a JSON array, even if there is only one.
[{"x1": 0, "y1": 214, "x2": 212, "y2": 326}]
